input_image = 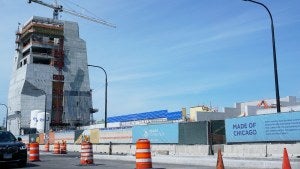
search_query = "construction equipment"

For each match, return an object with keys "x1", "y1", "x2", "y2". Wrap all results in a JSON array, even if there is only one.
[
  {"x1": 257, "y1": 100, "x2": 269, "y2": 109},
  {"x1": 28, "y1": 0, "x2": 116, "y2": 28}
]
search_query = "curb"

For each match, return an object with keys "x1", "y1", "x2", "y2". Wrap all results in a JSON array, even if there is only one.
[{"x1": 93, "y1": 154, "x2": 300, "y2": 169}]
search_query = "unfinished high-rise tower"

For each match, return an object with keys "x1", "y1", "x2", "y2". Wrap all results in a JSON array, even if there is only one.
[{"x1": 7, "y1": 16, "x2": 93, "y2": 135}]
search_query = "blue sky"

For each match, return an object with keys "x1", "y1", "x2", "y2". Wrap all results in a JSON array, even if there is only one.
[{"x1": 0, "y1": 0, "x2": 299, "y2": 123}]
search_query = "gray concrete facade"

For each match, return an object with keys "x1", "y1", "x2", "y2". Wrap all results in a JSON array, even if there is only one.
[
  {"x1": 7, "y1": 16, "x2": 93, "y2": 135},
  {"x1": 62, "y1": 21, "x2": 92, "y2": 126}
]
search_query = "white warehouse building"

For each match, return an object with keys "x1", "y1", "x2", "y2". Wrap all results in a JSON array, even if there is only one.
[{"x1": 190, "y1": 96, "x2": 300, "y2": 122}]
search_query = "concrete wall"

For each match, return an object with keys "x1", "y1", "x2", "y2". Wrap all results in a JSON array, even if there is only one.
[
  {"x1": 194, "y1": 111, "x2": 240, "y2": 121},
  {"x1": 224, "y1": 143, "x2": 300, "y2": 158},
  {"x1": 224, "y1": 144, "x2": 267, "y2": 157},
  {"x1": 175, "y1": 145, "x2": 209, "y2": 156},
  {"x1": 224, "y1": 107, "x2": 241, "y2": 116},
  {"x1": 40, "y1": 143, "x2": 300, "y2": 158},
  {"x1": 195, "y1": 112, "x2": 225, "y2": 121},
  {"x1": 267, "y1": 143, "x2": 300, "y2": 158}
]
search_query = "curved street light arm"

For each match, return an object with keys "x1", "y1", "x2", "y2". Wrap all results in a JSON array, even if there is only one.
[
  {"x1": 243, "y1": 0, "x2": 281, "y2": 112},
  {"x1": 88, "y1": 64, "x2": 108, "y2": 128}
]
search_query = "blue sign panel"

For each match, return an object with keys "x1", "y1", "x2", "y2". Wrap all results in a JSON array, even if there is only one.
[
  {"x1": 132, "y1": 123, "x2": 179, "y2": 143},
  {"x1": 225, "y1": 112, "x2": 300, "y2": 143}
]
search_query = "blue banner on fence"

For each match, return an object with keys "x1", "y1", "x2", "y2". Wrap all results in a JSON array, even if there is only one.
[
  {"x1": 132, "y1": 123, "x2": 179, "y2": 143},
  {"x1": 225, "y1": 112, "x2": 300, "y2": 143}
]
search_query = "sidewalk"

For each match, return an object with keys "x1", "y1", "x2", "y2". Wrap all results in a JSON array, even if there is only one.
[{"x1": 93, "y1": 154, "x2": 300, "y2": 169}]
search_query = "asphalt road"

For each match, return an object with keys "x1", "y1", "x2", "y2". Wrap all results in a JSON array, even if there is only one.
[{"x1": 2, "y1": 152, "x2": 218, "y2": 169}]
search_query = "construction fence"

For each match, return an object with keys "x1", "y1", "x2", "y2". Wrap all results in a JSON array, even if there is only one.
[{"x1": 18, "y1": 121, "x2": 225, "y2": 145}]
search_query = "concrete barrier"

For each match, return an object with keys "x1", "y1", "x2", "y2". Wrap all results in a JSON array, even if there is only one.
[
  {"x1": 223, "y1": 144, "x2": 267, "y2": 157},
  {"x1": 40, "y1": 143, "x2": 300, "y2": 159},
  {"x1": 175, "y1": 145, "x2": 209, "y2": 156},
  {"x1": 151, "y1": 144, "x2": 176, "y2": 156},
  {"x1": 212, "y1": 144, "x2": 224, "y2": 153},
  {"x1": 70, "y1": 144, "x2": 81, "y2": 152},
  {"x1": 93, "y1": 144, "x2": 107, "y2": 153},
  {"x1": 112, "y1": 144, "x2": 131, "y2": 155},
  {"x1": 267, "y1": 143, "x2": 300, "y2": 157}
]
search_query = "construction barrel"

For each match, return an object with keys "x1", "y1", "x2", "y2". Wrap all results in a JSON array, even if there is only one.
[
  {"x1": 60, "y1": 140, "x2": 67, "y2": 154},
  {"x1": 80, "y1": 141, "x2": 93, "y2": 165},
  {"x1": 29, "y1": 142, "x2": 40, "y2": 162},
  {"x1": 53, "y1": 142, "x2": 60, "y2": 154},
  {"x1": 135, "y1": 139, "x2": 152, "y2": 169}
]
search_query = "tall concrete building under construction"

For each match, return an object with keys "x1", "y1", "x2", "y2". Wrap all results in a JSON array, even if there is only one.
[{"x1": 7, "y1": 16, "x2": 93, "y2": 135}]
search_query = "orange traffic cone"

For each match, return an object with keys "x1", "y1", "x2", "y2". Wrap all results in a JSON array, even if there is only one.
[
  {"x1": 282, "y1": 148, "x2": 291, "y2": 169},
  {"x1": 216, "y1": 149, "x2": 224, "y2": 169}
]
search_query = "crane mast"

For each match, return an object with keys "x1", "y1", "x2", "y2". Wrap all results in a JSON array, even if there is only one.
[{"x1": 28, "y1": 0, "x2": 116, "y2": 28}]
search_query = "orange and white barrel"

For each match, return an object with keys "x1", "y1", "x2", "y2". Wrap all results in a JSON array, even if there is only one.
[
  {"x1": 44, "y1": 142, "x2": 49, "y2": 152},
  {"x1": 60, "y1": 141, "x2": 67, "y2": 154},
  {"x1": 29, "y1": 142, "x2": 40, "y2": 162},
  {"x1": 136, "y1": 139, "x2": 152, "y2": 169},
  {"x1": 53, "y1": 142, "x2": 60, "y2": 154},
  {"x1": 80, "y1": 142, "x2": 93, "y2": 165}
]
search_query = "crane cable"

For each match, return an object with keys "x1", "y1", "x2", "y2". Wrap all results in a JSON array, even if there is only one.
[
  {"x1": 58, "y1": 0, "x2": 115, "y2": 28},
  {"x1": 63, "y1": 0, "x2": 100, "y2": 18}
]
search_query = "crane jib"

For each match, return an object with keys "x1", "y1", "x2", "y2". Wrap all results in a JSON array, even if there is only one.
[{"x1": 27, "y1": 0, "x2": 116, "y2": 28}]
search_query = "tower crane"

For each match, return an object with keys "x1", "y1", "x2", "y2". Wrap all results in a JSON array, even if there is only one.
[{"x1": 28, "y1": 0, "x2": 116, "y2": 28}]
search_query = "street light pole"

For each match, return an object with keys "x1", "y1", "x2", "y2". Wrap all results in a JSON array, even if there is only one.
[
  {"x1": 88, "y1": 64, "x2": 108, "y2": 128},
  {"x1": 243, "y1": 0, "x2": 281, "y2": 112},
  {"x1": 0, "y1": 103, "x2": 8, "y2": 131}
]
